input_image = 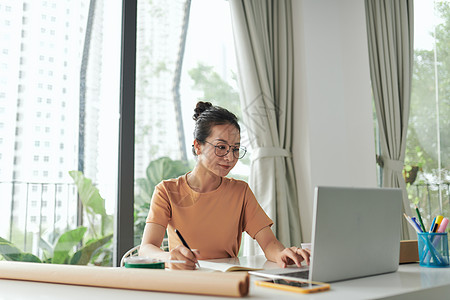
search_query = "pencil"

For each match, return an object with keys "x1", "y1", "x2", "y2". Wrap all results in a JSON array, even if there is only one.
[
  {"x1": 415, "y1": 205, "x2": 427, "y2": 232},
  {"x1": 175, "y1": 229, "x2": 200, "y2": 268}
]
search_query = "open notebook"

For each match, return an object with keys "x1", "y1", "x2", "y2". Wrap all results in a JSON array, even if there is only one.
[{"x1": 198, "y1": 256, "x2": 278, "y2": 272}]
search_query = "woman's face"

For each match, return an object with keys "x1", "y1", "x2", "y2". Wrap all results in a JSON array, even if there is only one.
[{"x1": 195, "y1": 123, "x2": 241, "y2": 177}]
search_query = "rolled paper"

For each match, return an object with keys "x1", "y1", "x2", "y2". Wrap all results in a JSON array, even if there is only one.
[{"x1": 0, "y1": 261, "x2": 249, "y2": 297}]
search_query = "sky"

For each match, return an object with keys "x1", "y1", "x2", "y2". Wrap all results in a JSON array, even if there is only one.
[{"x1": 414, "y1": 0, "x2": 445, "y2": 50}]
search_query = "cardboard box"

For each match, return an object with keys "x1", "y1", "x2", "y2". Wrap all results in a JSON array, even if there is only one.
[{"x1": 399, "y1": 240, "x2": 419, "y2": 264}]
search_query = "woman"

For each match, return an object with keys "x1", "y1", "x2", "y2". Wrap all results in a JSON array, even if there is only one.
[{"x1": 140, "y1": 101, "x2": 310, "y2": 269}]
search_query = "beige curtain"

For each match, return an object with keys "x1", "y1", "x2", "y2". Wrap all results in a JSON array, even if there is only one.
[
  {"x1": 229, "y1": 0, "x2": 302, "y2": 255},
  {"x1": 365, "y1": 0, "x2": 415, "y2": 239}
]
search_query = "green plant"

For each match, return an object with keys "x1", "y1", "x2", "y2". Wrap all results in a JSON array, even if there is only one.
[
  {"x1": 0, "y1": 237, "x2": 41, "y2": 262},
  {"x1": 0, "y1": 171, "x2": 113, "y2": 266},
  {"x1": 68, "y1": 170, "x2": 114, "y2": 265},
  {"x1": 403, "y1": 146, "x2": 427, "y2": 185},
  {"x1": 0, "y1": 227, "x2": 112, "y2": 264},
  {"x1": 69, "y1": 171, "x2": 113, "y2": 237},
  {"x1": 134, "y1": 157, "x2": 190, "y2": 245}
]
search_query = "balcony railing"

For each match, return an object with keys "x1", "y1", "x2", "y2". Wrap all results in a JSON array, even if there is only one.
[{"x1": 0, "y1": 181, "x2": 79, "y2": 254}]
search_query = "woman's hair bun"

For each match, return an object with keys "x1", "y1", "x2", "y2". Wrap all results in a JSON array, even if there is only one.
[{"x1": 193, "y1": 101, "x2": 213, "y2": 121}]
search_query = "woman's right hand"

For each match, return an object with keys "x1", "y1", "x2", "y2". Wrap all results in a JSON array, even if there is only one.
[{"x1": 168, "y1": 245, "x2": 200, "y2": 270}]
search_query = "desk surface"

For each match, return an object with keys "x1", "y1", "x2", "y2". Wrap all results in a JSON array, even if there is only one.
[{"x1": 1, "y1": 257, "x2": 450, "y2": 300}]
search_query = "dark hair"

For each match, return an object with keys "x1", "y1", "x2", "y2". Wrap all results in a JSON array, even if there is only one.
[{"x1": 192, "y1": 101, "x2": 240, "y2": 156}]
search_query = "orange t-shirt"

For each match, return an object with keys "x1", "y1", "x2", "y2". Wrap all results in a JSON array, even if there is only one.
[{"x1": 146, "y1": 173, "x2": 273, "y2": 259}]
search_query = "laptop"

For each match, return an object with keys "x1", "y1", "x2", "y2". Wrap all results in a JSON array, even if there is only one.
[{"x1": 249, "y1": 186, "x2": 402, "y2": 283}]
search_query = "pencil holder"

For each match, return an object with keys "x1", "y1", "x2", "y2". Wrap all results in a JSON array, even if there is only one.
[{"x1": 417, "y1": 232, "x2": 449, "y2": 268}]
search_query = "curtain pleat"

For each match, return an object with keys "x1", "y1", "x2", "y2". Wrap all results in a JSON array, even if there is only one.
[
  {"x1": 229, "y1": 0, "x2": 302, "y2": 255},
  {"x1": 365, "y1": 0, "x2": 415, "y2": 239}
]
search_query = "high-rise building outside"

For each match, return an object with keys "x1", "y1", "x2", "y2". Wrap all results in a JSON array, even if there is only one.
[
  {"x1": 134, "y1": 0, "x2": 188, "y2": 179},
  {"x1": 0, "y1": 0, "x2": 108, "y2": 250}
]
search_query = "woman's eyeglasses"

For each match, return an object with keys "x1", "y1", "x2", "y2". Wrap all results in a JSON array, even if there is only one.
[{"x1": 204, "y1": 141, "x2": 247, "y2": 159}]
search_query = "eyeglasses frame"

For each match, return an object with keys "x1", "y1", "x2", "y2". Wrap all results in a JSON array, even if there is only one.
[{"x1": 202, "y1": 140, "x2": 247, "y2": 159}]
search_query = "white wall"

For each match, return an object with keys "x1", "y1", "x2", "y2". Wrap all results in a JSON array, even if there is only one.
[{"x1": 292, "y1": 0, "x2": 377, "y2": 242}]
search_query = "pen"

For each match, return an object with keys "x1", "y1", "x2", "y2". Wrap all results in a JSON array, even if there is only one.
[
  {"x1": 429, "y1": 217, "x2": 437, "y2": 233},
  {"x1": 175, "y1": 229, "x2": 200, "y2": 268},
  {"x1": 415, "y1": 205, "x2": 427, "y2": 232},
  {"x1": 430, "y1": 223, "x2": 438, "y2": 233},
  {"x1": 404, "y1": 213, "x2": 421, "y2": 233},
  {"x1": 434, "y1": 215, "x2": 444, "y2": 232},
  {"x1": 411, "y1": 217, "x2": 423, "y2": 233}
]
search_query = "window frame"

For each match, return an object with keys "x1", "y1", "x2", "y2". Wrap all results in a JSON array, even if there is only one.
[{"x1": 114, "y1": 0, "x2": 137, "y2": 267}]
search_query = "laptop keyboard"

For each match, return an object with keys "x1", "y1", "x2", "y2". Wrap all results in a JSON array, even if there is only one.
[{"x1": 281, "y1": 270, "x2": 310, "y2": 280}]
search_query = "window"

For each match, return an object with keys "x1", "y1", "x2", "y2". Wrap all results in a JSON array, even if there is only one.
[
  {"x1": 0, "y1": 0, "x2": 121, "y2": 266},
  {"x1": 133, "y1": 0, "x2": 245, "y2": 246},
  {"x1": 406, "y1": 0, "x2": 450, "y2": 224}
]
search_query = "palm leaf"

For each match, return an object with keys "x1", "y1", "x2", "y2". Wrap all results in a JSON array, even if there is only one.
[
  {"x1": 69, "y1": 234, "x2": 113, "y2": 265},
  {"x1": 52, "y1": 227, "x2": 87, "y2": 264}
]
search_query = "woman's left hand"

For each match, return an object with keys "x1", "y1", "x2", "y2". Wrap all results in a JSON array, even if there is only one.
[{"x1": 275, "y1": 246, "x2": 311, "y2": 268}]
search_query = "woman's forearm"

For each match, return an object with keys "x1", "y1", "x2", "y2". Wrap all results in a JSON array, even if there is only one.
[
  {"x1": 255, "y1": 227, "x2": 285, "y2": 262},
  {"x1": 139, "y1": 243, "x2": 170, "y2": 261},
  {"x1": 262, "y1": 239, "x2": 286, "y2": 262}
]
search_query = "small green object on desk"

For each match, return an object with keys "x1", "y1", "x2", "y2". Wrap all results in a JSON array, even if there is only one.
[{"x1": 124, "y1": 257, "x2": 165, "y2": 269}]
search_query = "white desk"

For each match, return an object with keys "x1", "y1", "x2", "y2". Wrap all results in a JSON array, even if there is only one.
[{"x1": 1, "y1": 258, "x2": 450, "y2": 300}]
